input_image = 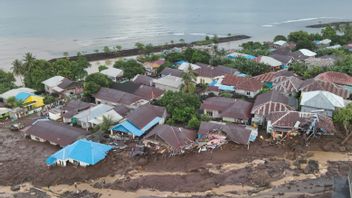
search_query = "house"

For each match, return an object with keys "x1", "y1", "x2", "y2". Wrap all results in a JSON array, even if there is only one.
[
  {"x1": 198, "y1": 122, "x2": 255, "y2": 145},
  {"x1": 61, "y1": 100, "x2": 92, "y2": 123},
  {"x1": 193, "y1": 64, "x2": 238, "y2": 84},
  {"x1": 305, "y1": 56, "x2": 336, "y2": 68},
  {"x1": 24, "y1": 119, "x2": 89, "y2": 147},
  {"x1": 176, "y1": 61, "x2": 201, "y2": 71},
  {"x1": 314, "y1": 39, "x2": 332, "y2": 47},
  {"x1": 143, "y1": 59, "x2": 165, "y2": 76},
  {"x1": 42, "y1": 76, "x2": 83, "y2": 96},
  {"x1": 227, "y1": 52, "x2": 256, "y2": 60},
  {"x1": 46, "y1": 139, "x2": 112, "y2": 167},
  {"x1": 272, "y1": 76, "x2": 304, "y2": 96},
  {"x1": 93, "y1": 87, "x2": 148, "y2": 109},
  {"x1": 315, "y1": 71, "x2": 352, "y2": 93},
  {"x1": 300, "y1": 91, "x2": 346, "y2": 117},
  {"x1": 15, "y1": 92, "x2": 44, "y2": 110},
  {"x1": 0, "y1": 107, "x2": 11, "y2": 120},
  {"x1": 292, "y1": 49, "x2": 317, "y2": 60},
  {"x1": 253, "y1": 70, "x2": 296, "y2": 88},
  {"x1": 160, "y1": 67, "x2": 184, "y2": 78},
  {"x1": 0, "y1": 87, "x2": 36, "y2": 102},
  {"x1": 110, "y1": 81, "x2": 141, "y2": 94},
  {"x1": 200, "y1": 97, "x2": 252, "y2": 124},
  {"x1": 299, "y1": 79, "x2": 350, "y2": 99},
  {"x1": 221, "y1": 75, "x2": 263, "y2": 98},
  {"x1": 72, "y1": 104, "x2": 123, "y2": 129},
  {"x1": 100, "y1": 68, "x2": 123, "y2": 82},
  {"x1": 111, "y1": 104, "x2": 167, "y2": 137},
  {"x1": 255, "y1": 56, "x2": 282, "y2": 69},
  {"x1": 251, "y1": 91, "x2": 296, "y2": 124},
  {"x1": 132, "y1": 74, "x2": 154, "y2": 86},
  {"x1": 143, "y1": 125, "x2": 196, "y2": 151},
  {"x1": 273, "y1": 40, "x2": 288, "y2": 48},
  {"x1": 266, "y1": 111, "x2": 335, "y2": 135},
  {"x1": 133, "y1": 85, "x2": 164, "y2": 101},
  {"x1": 153, "y1": 75, "x2": 183, "y2": 92},
  {"x1": 269, "y1": 54, "x2": 294, "y2": 68}
]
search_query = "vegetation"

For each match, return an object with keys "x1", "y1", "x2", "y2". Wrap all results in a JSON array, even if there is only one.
[
  {"x1": 333, "y1": 104, "x2": 352, "y2": 143},
  {"x1": 113, "y1": 59, "x2": 145, "y2": 79},
  {"x1": 98, "y1": 65, "x2": 108, "y2": 72},
  {"x1": 273, "y1": 35, "x2": 287, "y2": 42},
  {"x1": 99, "y1": 115, "x2": 114, "y2": 133},
  {"x1": 5, "y1": 96, "x2": 23, "y2": 108},
  {"x1": 84, "y1": 73, "x2": 112, "y2": 96},
  {"x1": 0, "y1": 69, "x2": 16, "y2": 94},
  {"x1": 239, "y1": 41, "x2": 270, "y2": 56},
  {"x1": 225, "y1": 57, "x2": 271, "y2": 76},
  {"x1": 182, "y1": 67, "x2": 196, "y2": 94},
  {"x1": 156, "y1": 91, "x2": 201, "y2": 126},
  {"x1": 43, "y1": 95, "x2": 56, "y2": 105}
]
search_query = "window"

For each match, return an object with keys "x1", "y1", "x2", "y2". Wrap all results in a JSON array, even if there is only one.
[{"x1": 246, "y1": 92, "x2": 251, "y2": 96}]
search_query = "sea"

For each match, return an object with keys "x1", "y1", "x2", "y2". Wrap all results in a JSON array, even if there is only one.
[{"x1": 0, "y1": 0, "x2": 351, "y2": 70}]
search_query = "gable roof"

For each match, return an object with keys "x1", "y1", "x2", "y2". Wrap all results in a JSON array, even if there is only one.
[
  {"x1": 153, "y1": 75, "x2": 183, "y2": 88},
  {"x1": 73, "y1": 104, "x2": 114, "y2": 121},
  {"x1": 315, "y1": 72, "x2": 352, "y2": 86},
  {"x1": 194, "y1": 64, "x2": 237, "y2": 78},
  {"x1": 24, "y1": 119, "x2": 89, "y2": 147},
  {"x1": 132, "y1": 74, "x2": 154, "y2": 86},
  {"x1": 144, "y1": 125, "x2": 196, "y2": 149},
  {"x1": 269, "y1": 54, "x2": 294, "y2": 65},
  {"x1": 46, "y1": 139, "x2": 112, "y2": 166},
  {"x1": 256, "y1": 56, "x2": 282, "y2": 67},
  {"x1": 177, "y1": 61, "x2": 201, "y2": 71},
  {"x1": 133, "y1": 85, "x2": 164, "y2": 100},
  {"x1": 100, "y1": 68, "x2": 123, "y2": 78},
  {"x1": 15, "y1": 92, "x2": 34, "y2": 101},
  {"x1": 251, "y1": 91, "x2": 294, "y2": 116},
  {"x1": 298, "y1": 49, "x2": 317, "y2": 57},
  {"x1": 160, "y1": 67, "x2": 184, "y2": 78},
  {"x1": 267, "y1": 111, "x2": 335, "y2": 134},
  {"x1": 93, "y1": 87, "x2": 143, "y2": 106},
  {"x1": 42, "y1": 76, "x2": 65, "y2": 87},
  {"x1": 200, "y1": 97, "x2": 252, "y2": 120},
  {"x1": 272, "y1": 76, "x2": 304, "y2": 95},
  {"x1": 62, "y1": 100, "x2": 93, "y2": 119},
  {"x1": 222, "y1": 75, "x2": 263, "y2": 92},
  {"x1": 110, "y1": 81, "x2": 141, "y2": 94},
  {"x1": 300, "y1": 91, "x2": 345, "y2": 110},
  {"x1": 305, "y1": 57, "x2": 336, "y2": 68},
  {"x1": 0, "y1": 87, "x2": 36, "y2": 100},
  {"x1": 126, "y1": 104, "x2": 166, "y2": 129},
  {"x1": 300, "y1": 79, "x2": 350, "y2": 99},
  {"x1": 144, "y1": 59, "x2": 165, "y2": 69},
  {"x1": 252, "y1": 70, "x2": 296, "y2": 83}
]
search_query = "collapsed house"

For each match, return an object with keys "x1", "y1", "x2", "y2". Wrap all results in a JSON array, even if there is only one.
[
  {"x1": 266, "y1": 111, "x2": 335, "y2": 139},
  {"x1": 197, "y1": 122, "x2": 256, "y2": 151},
  {"x1": 143, "y1": 124, "x2": 196, "y2": 153}
]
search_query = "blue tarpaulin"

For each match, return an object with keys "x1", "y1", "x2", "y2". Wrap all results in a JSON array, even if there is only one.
[
  {"x1": 46, "y1": 139, "x2": 112, "y2": 166},
  {"x1": 15, "y1": 92, "x2": 33, "y2": 101}
]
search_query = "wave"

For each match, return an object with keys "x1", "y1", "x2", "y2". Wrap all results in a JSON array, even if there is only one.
[
  {"x1": 172, "y1": 32, "x2": 185, "y2": 36},
  {"x1": 189, "y1": 32, "x2": 208, "y2": 36},
  {"x1": 264, "y1": 16, "x2": 345, "y2": 27}
]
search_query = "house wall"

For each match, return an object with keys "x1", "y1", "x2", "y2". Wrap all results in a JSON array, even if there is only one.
[
  {"x1": 203, "y1": 109, "x2": 220, "y2": 118},
  {"x1": 252, "y1": 114, "x2": 265, "y2": 125},
  {"x1": 301, "y1": 106, "x2": 334, "y2": 117},
  {"x1": 154, "y1": 83, "x2": 180, "y2": 92},
  {"x1": 63, "y1": 117, "x2": 71, "y2": 123},
  {"x1": 222, "y1": 117, "x2": 247, "y2": 124},
  {"x1": 196, "y1": 77, "x2": 213, "y2": 84},
  {"x1": 235, "y1": 89, "x2": 260, "y2": 98},
  {"x1": 44, "y1": 85, "x2": 54, "y2": 94}
]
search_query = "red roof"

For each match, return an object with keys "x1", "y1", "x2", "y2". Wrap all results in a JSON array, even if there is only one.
[
  {"x1": 251, "y1": 91, "x2": 294, "y2": 116},
  {"x1": 222, "y1": 75, "x2": 263, "y2": 92},
  {"x1": 299, "y1": 79, "x2": 350, "y2": 99},
  {"x1": 315, "y1": 71, "x2": 352, "y2": 86}
]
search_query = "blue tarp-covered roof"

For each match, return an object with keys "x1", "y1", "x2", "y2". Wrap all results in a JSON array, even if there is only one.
[
  {"x1": 15, "y1": 92, "x2": 33, "y2": 101},
  {"x1": 111, "y1": 117, "x2": 162, "y2": 137},
  {"x1": 46, "y1": 139, "x2": 112, "y2": 166},
  {"x1": 208, "y1": 80, "x2": 235, "y2": 92}
]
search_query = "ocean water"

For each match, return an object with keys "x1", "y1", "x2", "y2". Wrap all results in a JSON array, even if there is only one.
[{"x1": 0, "y1": 0, "x2": 351, "y2": 70}]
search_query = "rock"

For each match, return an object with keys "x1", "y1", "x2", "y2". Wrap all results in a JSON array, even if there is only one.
[{"x1": 10, "y1": 185, "x2": 20, "y2": 191}]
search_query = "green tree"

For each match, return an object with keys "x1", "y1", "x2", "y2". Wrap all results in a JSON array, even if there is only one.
[
  {"x1": 225, "y1": 57, "x2": 271, "y2": 76},
  {"x1": 113, "y1": 59, "x2": 145, "y2": 79},
  {"x1": 84, "y1": 73, "x2": 112, "y2": 95},
  {"x1": 144, "y1": 44, "x2": 154, "y2": 55},
  {"x1": 0, "y1": 70, "x2": 16, "y2": 94},
  {"x1": 321, "y1": 25, "x2": 337, "y2": 40},
  {"x1": 165, "y1": 52, "x2": 185, "y2": 63},
  {"x1": 98, "y1": 65, "x2": 108, "y2": 72},
  {"x1": 44, "y1": 95, "x2": 56, "y2": 105},
  {"x1": 273, "y1": 35, "x2": 287, "y2": 42},
  {"x1": 63, "y1": 52, "x2": 69, "y2": 57},
  {"x1": 239, "y1": 41, "x2": 270, "y2": 56},
  {"x1": 179, "y1": 38, "x2": 185, "y2": 43},
  {"x1": 24, "y1": 59, "x2": 55, "y2": 91},
  {"x1": 103, "y1": 46, "x2": 111, "y2": 53},
  {"x1": 135, "y1": 42, "x2": 145, "y2": 52},
  {"x1": 182, "y1": 67, "x2": 196, "y2": 94},
  {"x1": 333, "y1": 104, "x2": 352, "y2": 137},
  {"x1": 115, "y1": 45, "x2": 122, "y2": 52},
  {"x1": 99, "y1": 115, "x2": 114, "y2": 133},
  {"x1": 11, "y1": 59, "x2": 25, "y2": 84},
  {"x1": 288, "y1": 31, "x2": 311, "y2": 43},
  {"x1": 187, "y1": 115, "x2": 200, "y2": 129}
]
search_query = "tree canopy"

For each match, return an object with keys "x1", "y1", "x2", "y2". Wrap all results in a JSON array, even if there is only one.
[
  {"x1": 0, "y1": 69, "x2": 16, "y2": 94},
  {"x1": 84, "y1": 73, "x2": 112, "y2": 96},
  {"x1": 225, "y1": 57, "x2": 271, "y2": 76},
  {"x1": 239, "y1": 41, "x2": 270, "y2": 56},
  {"x1": 333, "y1": 103, "x2": 352, "y2": 136},
  {"x1": 113, "y1": 59, "x2": 145, "y2": 79},
  {"x1": 273, "y1": 35, "x2": 287, "y2": 42}
]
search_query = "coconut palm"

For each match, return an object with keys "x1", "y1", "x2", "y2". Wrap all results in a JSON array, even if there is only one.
[
  {"x1": 99, "y1": 115, "x2": 114, "y2": 133},
  {"x1": 23, "y1": 52, "x2": 35, "y2": 72},
  {"x1": 11, "y1": 59, "x2": 24, "y2": 84},
  {"x1": 182, "y1": 66, "x2": 196, "y2": 94}
]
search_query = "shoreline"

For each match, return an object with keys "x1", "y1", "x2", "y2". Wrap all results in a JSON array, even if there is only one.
[
  {"x1": 49, "y1": 35, "x2": 251, "y2": 63},
  {"x1": 306, "y1": 21, "x2": 352, "y2": 28}
]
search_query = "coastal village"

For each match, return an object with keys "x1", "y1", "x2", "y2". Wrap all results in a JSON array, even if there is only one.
[{"x1": 1, "y1": 25, "x2": 352, "y2": 197}]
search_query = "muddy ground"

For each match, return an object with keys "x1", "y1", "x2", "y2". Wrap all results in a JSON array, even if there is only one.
[{"x1": 0, "y1": 119, "x2": 351, "y2": 197}]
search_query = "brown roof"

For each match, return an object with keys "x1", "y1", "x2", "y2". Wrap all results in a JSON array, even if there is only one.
[
  {"x1": 222, "y1": 75, "x2": 263, "y2": 92},
  {"x1": 113, "y1": 105, "x2": 130, "y2": 117},
  {"x1": 201, "y1": 97, "x2": 252, "y2": 120},
  {"x1": 62, "y1": 100, "x2": 93, "y2": 119},
  {"x1": 93, "y1": 87, "x2": 143, "y2": 106},
  {"x1": 198, "y1": 122, "x2": 251, "y2": 145},
  {"x1": 144, "y1": 124, "x2": 196, "y2": 149},
  {"x1": 144, "y1": 60, "x2": 165, "y2": 69},
  {"x1": 57, "y1": 78, "x2": 74, "y2": 89},
  {"x1": 251, "y1": 91, "x2": 294, "y2": 116},
  {"x1": 315, "y1": 71, "x2": 352, "y2": 86},
  {"x1": 194, "y1": 64, "x2": 237, "y2": 78},
  {"x1": 133, "y1": 85, "x2": 164, "y2": 101},
  {"x1": 270, "y1": 54, "x2": 294, "y2": 65},
  {"x1": 267, "y1": 111, "x2": 335, "y2": 134},
  {"x1": 160, "y1": 68, "x2": 184, "y2": 78},
  {"x1": 24, "y1": 119, "x2": 89, "y2": 147},
  {"x1": 253, "y1": 70, "x2": 296, "y2": 83},
  {"x1": 299, "y1": 79, "x2": 350, "y2": 99},
  {"x1": 272, "y1": 76, "x2": 304, "y2": 95},
  {"x1": 126, "y1": 104, "x2": 166, "y2": 129},
  {"x1": 132, "y1": 75, "x2": 154, "y2": 86}
]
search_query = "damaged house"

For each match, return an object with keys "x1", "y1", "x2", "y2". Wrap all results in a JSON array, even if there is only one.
[{"x1": 143, "y1": 125, "x2": 196, "y2": 153}]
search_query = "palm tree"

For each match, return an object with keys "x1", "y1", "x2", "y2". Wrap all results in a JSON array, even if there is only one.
[
  {"x1": 182, "y1": 66, "x2": 196, "y2": 94},
  {"x1": 99, "y1": 115, "x2": 114, "y2": 133},
  {"x1": 23, "y1": 52, "x2": 35, "y2": 72},
  {"x1": 11, "y1": 59, "x2": 24, "y2": 84}
]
